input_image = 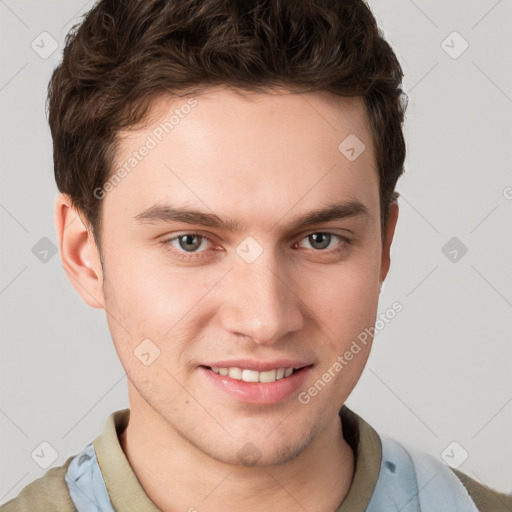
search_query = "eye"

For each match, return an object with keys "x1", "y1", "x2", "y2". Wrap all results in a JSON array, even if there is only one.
[
  {"x1": 161, "y1": 232, "x2": 213, "y2": 258},
  {"x1": 296, "y1": 232, "x2": 350, "y2": 252}
]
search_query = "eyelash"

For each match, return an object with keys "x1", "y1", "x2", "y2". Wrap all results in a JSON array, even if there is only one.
[{"x1": 159, "y1": 231, "x2": 351, "y2": 261}]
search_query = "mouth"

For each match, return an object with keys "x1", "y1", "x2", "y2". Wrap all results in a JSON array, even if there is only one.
[{"x1": 198, "y1": 363, "x2": 314, "y2": 405}]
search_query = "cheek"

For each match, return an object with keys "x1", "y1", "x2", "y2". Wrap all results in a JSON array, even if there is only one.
[
  {"x1": 303, "y1": 266, "x2": 379, "y2": 404},
  {"x1": 302, "y1": 250, "x2": 381, "y2": 335},
  {"x1": 101, "y1": 249, "x2": 218, "y2": 367},
  {"x1": 103, "y1": 242, "x2": 193, "y2": 322}
]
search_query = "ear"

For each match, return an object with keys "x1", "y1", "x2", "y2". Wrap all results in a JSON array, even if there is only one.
[
  {"x1": 380, "y1": 200, "x2": 399, "y2": 286},
  {"x1": 54, "y1": 193, "x2": 105, "y2": 309}
]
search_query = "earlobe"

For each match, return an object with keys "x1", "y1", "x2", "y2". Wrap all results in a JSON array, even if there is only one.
[
  {"x1": 380, "y1": 200, "x2": 399, "y2": 284},
  {"x1": 54, "y1": 193, "x2": 105, "y2": 309}
]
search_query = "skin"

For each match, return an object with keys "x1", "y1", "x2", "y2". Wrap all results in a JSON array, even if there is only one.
[{"x1": 55, "y1": 86, "x2": 399, "y2": 512}]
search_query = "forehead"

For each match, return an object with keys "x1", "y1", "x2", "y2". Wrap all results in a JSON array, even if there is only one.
[{"x1": 103, "y1": 87, "x2": 379, "y2": 233}]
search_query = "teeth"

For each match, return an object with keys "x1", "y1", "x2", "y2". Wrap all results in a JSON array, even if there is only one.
[
  {"x1": 209, "y1": 366, "x2": 296, "y2": 382},
  {"x1": 228, "y1": 367, "x2": 242, "y2": 380},
  {"x1": 242, "y1": 369, "x2": 260, "y2": 382},
  {"x1": 259, "y1": 369, "x2": 277, "y2": 383}
]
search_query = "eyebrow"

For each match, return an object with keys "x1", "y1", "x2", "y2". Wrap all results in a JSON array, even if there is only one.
[{"x1": 133, "y1": 199, "x2": 371, "y2": 233}]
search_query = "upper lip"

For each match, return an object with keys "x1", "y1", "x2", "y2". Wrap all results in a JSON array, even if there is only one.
[{"x1": 202, "y1": 359, "x2": 313, "y2": 372}]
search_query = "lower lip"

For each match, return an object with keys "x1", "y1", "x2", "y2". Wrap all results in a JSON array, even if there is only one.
[{"x1": 199, "y1": 366, "x2": 313, "y2": 405}]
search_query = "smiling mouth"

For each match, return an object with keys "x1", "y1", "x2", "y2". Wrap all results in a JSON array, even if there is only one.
[{"x1": 201, "y1": 365, "x2": 308, "y2": 383}]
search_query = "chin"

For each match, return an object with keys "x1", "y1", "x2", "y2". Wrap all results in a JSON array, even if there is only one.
[{"x1": 200, "y1": 420, "x2": 320, "y2": 468}]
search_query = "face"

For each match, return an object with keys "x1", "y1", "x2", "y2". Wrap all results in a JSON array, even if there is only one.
[{"x1": 74, "y1": 87, "x2": 397, "y2": 466}]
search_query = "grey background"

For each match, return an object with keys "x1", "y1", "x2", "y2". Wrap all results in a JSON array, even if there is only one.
[{"x1": 1, "y1": 0, "x2": 511, "y2": 503}]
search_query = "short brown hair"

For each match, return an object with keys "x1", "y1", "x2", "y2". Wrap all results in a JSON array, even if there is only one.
[{"x1": 48, "y1": 0, "x2": 407, "y2": 253}]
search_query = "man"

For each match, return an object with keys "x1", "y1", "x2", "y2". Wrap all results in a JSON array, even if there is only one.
[{"x1": 2, "y1": 0, "x2": 511, "y2": 511}]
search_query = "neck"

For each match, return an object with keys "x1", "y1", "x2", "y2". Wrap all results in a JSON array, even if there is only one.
[{"x1": 120, "y1": 404, "x2": 354, "y2": 512}]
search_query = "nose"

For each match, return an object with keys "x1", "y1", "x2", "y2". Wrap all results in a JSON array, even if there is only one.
[{"x1": 218, "y1": 254, "x2": 304, "y2": 345}]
